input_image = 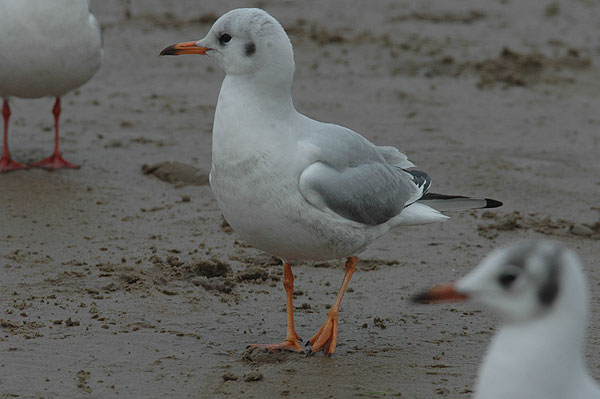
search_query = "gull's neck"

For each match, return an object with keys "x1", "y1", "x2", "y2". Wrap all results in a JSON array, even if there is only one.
[
  {"x1": 477, "y1": 264, "x2": 591, "y2": 398},
  {"x1": 219, "y1": 73, "x2": 295, "y2": 116},
  {"x1": 212, "y1": 73, "x2": 297, "y2": 164}
]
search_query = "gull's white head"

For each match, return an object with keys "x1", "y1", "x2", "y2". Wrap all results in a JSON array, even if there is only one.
[
  {"x1": 160, "y1": 8, "x2": 294, "y2": 85},
  {"x1": 414, "y1": 241, "x2": 587, "y2": 324}
]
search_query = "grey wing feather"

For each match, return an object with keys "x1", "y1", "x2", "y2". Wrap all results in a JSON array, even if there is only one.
[
  {"x1": 376, "y1": 146, "x2": 415, "y2": 168},
  {"x1": 300, "y1": 122, "x2": 416, "y2": 169},
  {"x1": 298, "y1": 122, "x2": 428, "y2": 225},
  {"x1": 299, "y1": 161, "x2": 424, "y2": 226},
  {"x1": 302, "y1": 123, "x2": 386, "y2": 168}
]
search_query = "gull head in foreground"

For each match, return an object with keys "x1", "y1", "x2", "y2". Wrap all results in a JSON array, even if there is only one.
[
  {"x1": 161, "y1": 8, "x2": 502, "y2": 356},
  {"x1": 413, "y1": 241, "x2": 600, "y2": 399}
]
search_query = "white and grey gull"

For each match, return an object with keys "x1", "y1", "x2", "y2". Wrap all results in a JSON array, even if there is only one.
[
  {"x1": 160, "y1": 8, "x2": 502, "y2": 355},
  {"x1": 0, "y1": 0, "x2": 102, "y2": 172},
  {"x1": 413, "y1": 240, "x2": 600, "y2": 399}
]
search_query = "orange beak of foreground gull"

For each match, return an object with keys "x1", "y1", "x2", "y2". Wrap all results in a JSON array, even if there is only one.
[
  {"x1": 159, "y1": 41, "x2": 211, "y2": 56},
  {"x1": 411, "y1": 283, "x2": 468, "y2": 304}
]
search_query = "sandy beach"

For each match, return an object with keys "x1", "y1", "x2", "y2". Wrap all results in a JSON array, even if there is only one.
[{"x1": 1, "y1": 0, "x2": 599, "y2": 397}]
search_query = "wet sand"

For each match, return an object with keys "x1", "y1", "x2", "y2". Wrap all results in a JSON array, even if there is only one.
[{"x1": 1, "y1": 1, "x2": 600, "y2": 397}]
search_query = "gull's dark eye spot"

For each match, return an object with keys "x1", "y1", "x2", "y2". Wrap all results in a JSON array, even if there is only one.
[
  {"x1": 245, "y1": 42, "x2": 256, "y2": 56},
  {"x1": 498, "y1": 272, "x2": 518, "y2": 289},
  {"x1": 219, "y1": 33, "x2": 232, "y2": 45}
]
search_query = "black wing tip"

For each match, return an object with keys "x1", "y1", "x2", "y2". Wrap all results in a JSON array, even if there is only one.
[
  {"x1": 421, "y1": 193, "x2": 503, "y2": 209},
  {"x1": 484, "y1": 198, "x2": 503, "y2": 209},
  {"x1": 406, "y1": 170, "x2": 432, "y2": 193}
]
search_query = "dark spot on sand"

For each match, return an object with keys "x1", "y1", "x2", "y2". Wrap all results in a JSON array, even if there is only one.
[
  {"x1": 243, "y1": 370, "x2": 263, "y2": 382},
  {"x1": 239, "y1": 266, "x2": 269, "y2": 282},
  {"x1": 142, "y1": 161, "x2": 209, "y2": 187},
  {"x1": 192, "y1": 259, "x2": 232, "y2": 278}
]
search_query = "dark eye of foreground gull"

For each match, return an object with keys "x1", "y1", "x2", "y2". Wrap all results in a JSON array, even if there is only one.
[
  {"x1": 219, "y1": 33, "x2": 232, "y2": 44},
  {"x1": 498, "y1": 271, "x2": 519, "y2": 288}
]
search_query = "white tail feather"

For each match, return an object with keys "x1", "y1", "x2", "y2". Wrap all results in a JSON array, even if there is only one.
[{"x1": 392, "y1": 202, "x2": 449, "y2": 226}]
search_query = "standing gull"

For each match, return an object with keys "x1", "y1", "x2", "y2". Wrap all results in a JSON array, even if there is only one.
[
  {"x1": 160, "y1": 8, "x2": 502, "y2": 356},
  {"x1": 0, "y1": 0, "x2": 103, "y2": 172},
  {"x1": 413, "y1": 241, "x2": 600, "y2": 399}
]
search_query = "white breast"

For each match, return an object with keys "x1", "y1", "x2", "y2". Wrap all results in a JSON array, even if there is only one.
[{"x1": 209, "y1": 78, "x2": 383, "y2": 261}]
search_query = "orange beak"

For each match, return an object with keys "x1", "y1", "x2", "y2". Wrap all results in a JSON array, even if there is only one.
[
  {"x1": 411, "y1": 283, "x2": 468, "y2": 304},
  {"x1": 160, "y1": 41, "x2": 211, "y2": 56}
]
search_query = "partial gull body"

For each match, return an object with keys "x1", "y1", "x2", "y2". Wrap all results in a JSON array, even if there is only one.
[
  {"x1": 414, "y1": 241, "x2": 600, "y2": 399},
  {"x1": 161, "y1": 8, "x2": 502, "y2": 356},
  {"x1": 0, "y1": 0, "x2": 102, "y2": 172}
]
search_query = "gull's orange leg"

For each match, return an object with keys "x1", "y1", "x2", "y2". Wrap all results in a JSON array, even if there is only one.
[
  {"x1": 307, "y1": 256, "x2": 358, "y2": 356},
  {"x1": 249, "y1": 263, "x2": 303, "y2": 352}
]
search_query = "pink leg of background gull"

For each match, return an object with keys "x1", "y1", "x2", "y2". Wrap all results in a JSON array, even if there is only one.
[
  {"x1": 29, "y1": 97, "x2": 80, "y2": 170},
  {"x1": 0, "y1": 99, "x2": 29, "y2": 172}
]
